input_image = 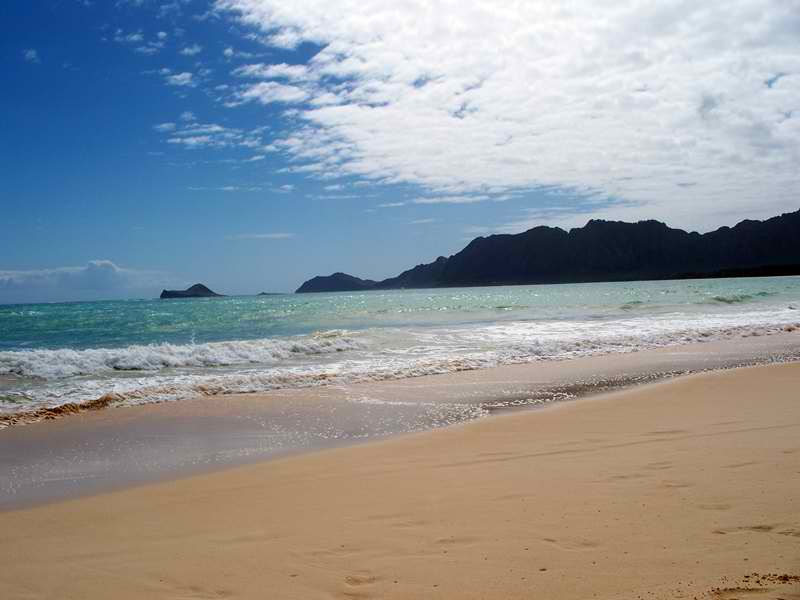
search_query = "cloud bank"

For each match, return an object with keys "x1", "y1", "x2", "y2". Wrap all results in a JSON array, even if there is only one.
[
  {"x1": 0, "y1": 260, "x2": 170, "y2": 303},
  {"x1": 217, "y1": 0, "x2": 800, "y2": 229}
]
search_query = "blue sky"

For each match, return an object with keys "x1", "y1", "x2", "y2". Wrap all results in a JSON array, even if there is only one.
[{"x1": 1, "y1": 0, "x2": 798, "y2": 302}]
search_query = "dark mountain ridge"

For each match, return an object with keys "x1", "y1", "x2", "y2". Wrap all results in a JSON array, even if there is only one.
[{"x1": 296, "y1": 209, "x2": 800, "y2": 293}]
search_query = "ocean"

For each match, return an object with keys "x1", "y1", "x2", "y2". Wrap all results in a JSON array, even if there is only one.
[{"x1": 2, "y1": 276, "x2": 799, "y2": 420}]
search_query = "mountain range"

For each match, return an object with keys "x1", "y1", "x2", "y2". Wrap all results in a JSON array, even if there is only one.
[{"x1": 296, "y1": 209, "x2": 800, "y2": 293}]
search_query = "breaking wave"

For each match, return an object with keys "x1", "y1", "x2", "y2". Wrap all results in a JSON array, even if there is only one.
[
  {"x1": 2, "y1": 315, "x2": 799, "y2": 426},
  {"x1": 0, "y1": 331, "x2": 363, "y2": 379}
]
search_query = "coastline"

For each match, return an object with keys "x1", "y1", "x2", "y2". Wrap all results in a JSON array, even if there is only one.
[
  {"x1": 1, "y1": 362, "x2": 798, "y2": 599},
  {"x1": 1, "y1": 331, "x2": 799, "y2": 509},
  {"x1": 4, "y1": 276, "x2": 800, "y2": 428}
]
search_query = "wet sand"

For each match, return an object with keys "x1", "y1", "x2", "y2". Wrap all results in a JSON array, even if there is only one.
[
  {"x1": 1, "y1": 332, "x2": 799, "y2": 508},
  {"x1": 1, "y1": 361, "x2": 799, "y2": 599}
]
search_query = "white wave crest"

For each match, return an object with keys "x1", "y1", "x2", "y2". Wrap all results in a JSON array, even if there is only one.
[{"x1": 0, "y1": 331, "x2": 363, "y2": 379}]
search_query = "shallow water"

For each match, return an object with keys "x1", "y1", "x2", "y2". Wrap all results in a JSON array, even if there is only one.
[
  {"x1": 2, "y1": 333, "x2": 798, "y2": 509},
  {"x1": 1, "y1": 277, "x2": 799, "y2": 417}
]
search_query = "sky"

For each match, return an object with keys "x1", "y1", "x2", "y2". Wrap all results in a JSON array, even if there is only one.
[{"x1": 1, "y1": 0, "x2": 798, "y2": 303}]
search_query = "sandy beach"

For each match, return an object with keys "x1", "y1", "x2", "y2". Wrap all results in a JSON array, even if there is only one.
[
  {"x1": 1, "y1": 361, "x2": 798, "y2": 599},
  {"x1": 6, "y1": 1, "x2": 800, "y2": 597}
]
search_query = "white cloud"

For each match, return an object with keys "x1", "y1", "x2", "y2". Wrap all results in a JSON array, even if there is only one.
[
  {"x1": 274, "y1": 184, "x2": 295, "y2": 193},
  {"x1": 156, "y1": 119, "x2": 265, "y2": 151},
  {"x1": 22, "y1": 49, "x2": 40, "y2": 64},
  {"x1": 189, "y1": 185, "x2": 262, "y2": 192},
  {"x1": 223, "y1": 47, "x2": 256, "y2": 60},
  {"x1": 180, "y1": 44, "x2": 203, "y2": 56},
  {"x1": 168, "y1": 135, "x2": 214, "y2": 148},
  {"x1": 0, "y1": 260, "x2": 168, "y2": 302},
  {"x1": 377, "y1": 201, "x2": 406, "y2": 208},
  {"x1": 413, "y1": 195, "x2": 490, "y2": 205},
  {"x1": 114, "y1": 29, "x2": 144, "y2": 43},
  {"x1": 409, "y1": 218, "x2": 436, "y2": 225},
  {"x1": 308, "y1": 193, "x2": 360, "y2": 200},
  {"x1": 216, "y1": 0, "x2": 800, "y2": 230},
  {"x1": 158, "y1": 1, "x2": 185, "y2": 18},
  {"x1": 236, "y1": 81, "x2": 310, "y2": 105},
  {"x1": 225, "y1": 232, "x2": 294, "y2": 240},
  {"x1": 165, "y1": 71, "x2": 195, "y2": 86},
  {"x1": 233, "y1": 62, "x2": 311, "y2": 81},
  {"x1": 264, "y1": 28, "x2": 304, "y2": 50}
]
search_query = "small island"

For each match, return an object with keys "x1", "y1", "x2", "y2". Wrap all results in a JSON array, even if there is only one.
[{"x1": 160, "y1": 284, "x2": 224, "y2": 299}]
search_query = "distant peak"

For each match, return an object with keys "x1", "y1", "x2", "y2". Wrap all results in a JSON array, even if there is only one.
[
  {"x1": 160, "y1": 284, "x2": 223, "y2": 299},
  {"x1": 295, "y1": 272, "x2": 377, "y2": 293}
]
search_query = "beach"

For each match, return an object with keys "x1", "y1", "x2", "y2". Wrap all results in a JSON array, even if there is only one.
[
  {"x1": 1, "y1": 360, "x2": 798, "y2": 599},
  {"x1": 6, "y1": 0, "x2": 800, "y2": 596}
]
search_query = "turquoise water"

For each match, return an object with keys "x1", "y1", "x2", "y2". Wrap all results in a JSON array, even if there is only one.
[{"x1": 1, "y1": 277, "x2": 799, "y2": 415}]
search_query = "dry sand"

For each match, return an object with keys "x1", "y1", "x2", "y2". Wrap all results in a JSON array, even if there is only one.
[{"x1": 1, "y1": 363, "x2": 799, "y2": 599}]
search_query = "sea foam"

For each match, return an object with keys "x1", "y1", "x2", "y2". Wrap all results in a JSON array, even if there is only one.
[
  {"x1": 0, "y1": 331, "x2": 363, "y2": 379},
  {"x1": 2, "y1": 313, "x2": 799, "y2": 420}
]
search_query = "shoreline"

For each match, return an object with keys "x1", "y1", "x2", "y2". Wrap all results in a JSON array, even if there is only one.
[
  {"x1": 1, "y1": 331, "x2": 799, "y2": 510},
  {"x1": 1, "y1": 362, "x2": 798, "y2": 599},
  {"x1": 3, "y1": 308, "x2": 799, "y2": 430}
]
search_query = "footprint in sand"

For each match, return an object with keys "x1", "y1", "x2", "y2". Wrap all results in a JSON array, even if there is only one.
[
  {"x1": 644, "y1": 460, "x2": 673, "y2": 471},
  {"x1": 776, "y1": 527, "x2": 800, "y2": 538},
  {"x1": 712, "y1": 524, "x2": 792, "y2": 535},
  {"x1": 542, "y1": 537, "x2": 599, "y2": 551},
  {"x1": 724, "y1": 461, "x2": 762, "y2": 469},
  {"x1": 644, "y1": 429, "x2": 688, "y2": 436},
  {"x1": 341, "y1": 573, "x2": 380, "y2": 599},
  {"x1": 344, "y1": 574, "x2": 378, "y2": 586},
  {"x1": 434, "y1": 535, "x2": 479, "y2": 547},
  {"x1": 658, "y1": 480, "x2": 694, "y2": 489}
]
